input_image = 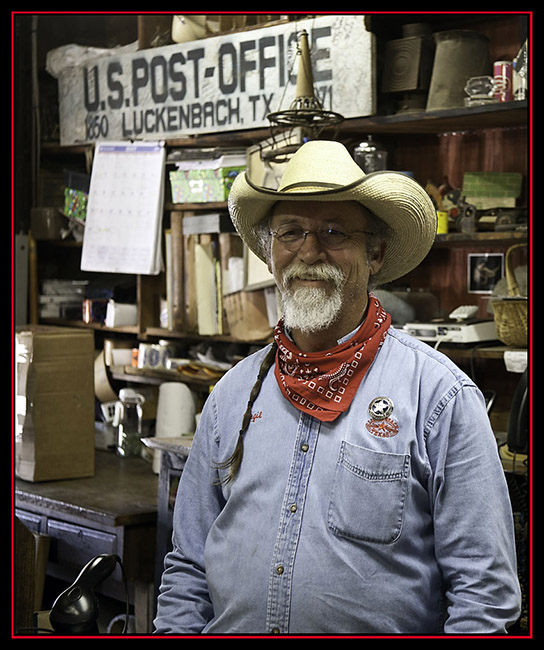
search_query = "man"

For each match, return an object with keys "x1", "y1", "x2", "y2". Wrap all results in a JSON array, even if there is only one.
[{"x1": 154, "y1": 141, "x2": 521, "y2": 635}]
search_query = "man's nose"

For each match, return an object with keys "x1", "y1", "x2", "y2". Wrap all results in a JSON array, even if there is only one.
[{"x1": 297, "y1": 231, "x2": 328, "y2": 263}]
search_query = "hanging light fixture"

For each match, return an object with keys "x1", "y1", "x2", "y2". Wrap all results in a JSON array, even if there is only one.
[{"x1": 263, "y1": 29, "x2": 344, "y2": 164}]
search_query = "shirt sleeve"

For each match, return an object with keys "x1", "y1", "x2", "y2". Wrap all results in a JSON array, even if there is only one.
[
  {"x1": 153, "y1": 391, "x2": 224, "y2": 634},
  {"x1": 426, "y1": 382, "x2": 522, "y2": 633}
]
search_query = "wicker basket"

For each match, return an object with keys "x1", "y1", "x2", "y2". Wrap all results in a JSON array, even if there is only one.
[{"x1": 490, "y1": 243, "x2": 528, "y2": 347}]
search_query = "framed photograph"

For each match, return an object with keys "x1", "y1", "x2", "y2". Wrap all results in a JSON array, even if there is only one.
[{"x1": 467, "y1": 253, "x2": 504, "y2": 294}]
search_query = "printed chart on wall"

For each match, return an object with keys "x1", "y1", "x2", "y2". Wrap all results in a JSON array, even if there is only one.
[{"x1": 81, "y1": 141, "x2": 165, "y2": 274}]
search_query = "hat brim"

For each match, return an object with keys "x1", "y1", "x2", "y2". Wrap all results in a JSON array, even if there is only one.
[{"x1": 228, "y1": 170, "x2": 437, "y2": 285}]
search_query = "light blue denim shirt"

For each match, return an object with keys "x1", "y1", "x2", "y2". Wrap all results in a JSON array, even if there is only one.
[{"x1": 154, "y1": 327, "x2": 521, "y2": 635}]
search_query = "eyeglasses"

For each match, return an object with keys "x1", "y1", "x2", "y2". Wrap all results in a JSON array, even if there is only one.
[{"x1": 269, "y1": 226, "x2": 375, "y2": 251}]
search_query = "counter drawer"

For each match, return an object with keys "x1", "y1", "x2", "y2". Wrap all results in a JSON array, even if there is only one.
[{"x1": 46, "y1": 518, "x2": 121, "y2": 580}]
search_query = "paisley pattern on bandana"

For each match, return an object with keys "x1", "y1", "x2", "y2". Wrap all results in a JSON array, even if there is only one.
[{"x1": 273, "y1": 295, "x2": 391, "y2": 422}]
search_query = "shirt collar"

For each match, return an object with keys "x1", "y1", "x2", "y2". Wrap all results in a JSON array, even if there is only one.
[{"x1": 284, "y1": 322, "x2": 362, "y2": 346}]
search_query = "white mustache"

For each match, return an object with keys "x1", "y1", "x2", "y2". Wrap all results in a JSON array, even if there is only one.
[{"x1": 282, "y1": 262, "x2": 345, "y2": 287}]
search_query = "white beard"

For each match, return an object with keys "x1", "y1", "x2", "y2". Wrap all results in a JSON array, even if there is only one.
[{"x1": 278, "y1": 262, "x2": 346, "y2": 333}]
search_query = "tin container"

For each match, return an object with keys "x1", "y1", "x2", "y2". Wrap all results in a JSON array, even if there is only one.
[{"x1": 493, "y1": 60, "x2": 513, "y2": 102}]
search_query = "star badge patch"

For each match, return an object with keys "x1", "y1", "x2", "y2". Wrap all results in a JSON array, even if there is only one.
[
  {"x1": 366, "y1": 396, "x2": 399, "y2": 438},
  {"x1": 368, "y1": 396, "x2": 394, "y2": 420}
]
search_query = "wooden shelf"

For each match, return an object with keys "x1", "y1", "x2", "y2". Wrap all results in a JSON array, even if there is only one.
[
  {"x1": 42, "y1": 101, "x2": 528, "y2": 153},
  {"x1": 334, "y1": 101, "x2": 528, "y2": 136},
  {"x1": 110, "y1": 364, "x2": 222, "y2": 390},
  {"x1": 437, "y1": 344, "x2": 527, "y2": 361},
  {"x1": 142, "y1": 326, "x2": 271, "y2": 344},
  {"x1": 37, "y1": 318, "x2": 272, "y2": 346},
  {"x1": 164, "y1": 201, "x2": 228, "y2": 212},
  {"x1": 36, "y1": 228, "x2": 526, "y2": 247},
  {"x1": 39, "y1": 318, "x2": 139, "y2": 336},
  {"x1": 434, "y1": 230, "x2": 528, "y2": 246}
]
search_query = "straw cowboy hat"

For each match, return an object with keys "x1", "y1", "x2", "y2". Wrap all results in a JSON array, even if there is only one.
[{"x1": 228, "y1": 140, "x2": 437, "y2": 285}]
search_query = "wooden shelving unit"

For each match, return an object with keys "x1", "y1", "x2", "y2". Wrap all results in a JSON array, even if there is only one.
[{"x1": 33, "y1": 98, "x2": 528, "y2": 346}]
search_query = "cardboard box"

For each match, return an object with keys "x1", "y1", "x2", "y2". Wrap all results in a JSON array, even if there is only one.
[
  {"x1": 223, "y1": 290, "x2": 273, "y2": 342},
  {"x1": 15, "y1": 326, "x2": 95, "y2": 481}
]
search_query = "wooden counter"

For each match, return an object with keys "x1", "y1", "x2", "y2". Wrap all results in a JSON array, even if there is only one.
[{"x1": 15, "y1": 450, "x2": 158, "y2": 634}]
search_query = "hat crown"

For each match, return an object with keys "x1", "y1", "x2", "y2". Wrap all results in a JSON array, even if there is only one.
[{"x1": 278, "y1": 141, "x2": 365, "y2": 193}]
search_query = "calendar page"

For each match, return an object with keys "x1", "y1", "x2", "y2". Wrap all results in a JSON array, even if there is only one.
[{"x1": 81, "y1": 141, "x2": 165, "y2": 274}]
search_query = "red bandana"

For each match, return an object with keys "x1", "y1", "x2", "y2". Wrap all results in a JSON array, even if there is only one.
[{"x1": 273, "y1": 295, "x2": 391, "y2": 422}]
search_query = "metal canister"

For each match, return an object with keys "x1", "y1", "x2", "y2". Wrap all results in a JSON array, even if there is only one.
[{"x1": 493, "y1": 60, "x2": 513, "y2": 102}]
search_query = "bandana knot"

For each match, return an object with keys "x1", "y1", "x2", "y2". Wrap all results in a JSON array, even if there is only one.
[{"x1": 273, "y1": 296, "x2": 391, "y2": 422}]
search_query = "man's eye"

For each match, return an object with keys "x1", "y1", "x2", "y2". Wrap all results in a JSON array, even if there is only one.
[
  {"x1": 323, "y1": 228, "x2": 347, "y2": 239},
  {"x1": 278, "y1": 228, "x2": 304, "y2": 240}
]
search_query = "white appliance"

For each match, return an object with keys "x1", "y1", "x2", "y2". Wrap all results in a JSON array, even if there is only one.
[{"x1": 404, "y1": 319, "x2": 498, "y2": 344}]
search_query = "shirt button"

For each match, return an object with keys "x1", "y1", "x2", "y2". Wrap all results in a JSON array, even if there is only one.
[
  {"x1": 271, "y1": 628, "x2": 280, "y2": 634},
  {"x1": 276, "y1": 565, "x2": 284, "y2": 575},
  {"x1": 289, "y1": 503, "x2": 297, "y2": 513},
  {"x1": 300, "y1": 443, "x2": 309, "y2": 452}
]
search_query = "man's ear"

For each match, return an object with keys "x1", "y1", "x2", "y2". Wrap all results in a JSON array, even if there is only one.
[{"x1": 369, "y1": 241, "x2": 387, "y2": 276}]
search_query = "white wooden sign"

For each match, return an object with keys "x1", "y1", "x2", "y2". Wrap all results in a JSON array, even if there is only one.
[{"x1": 57, "y1": 15, "x2": 375, "y2": 145}]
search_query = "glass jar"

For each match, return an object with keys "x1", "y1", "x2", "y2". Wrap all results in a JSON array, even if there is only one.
[
  {"x1": 114, "y1": 388, "x2": 145, "y2": 458},
  {"x1": 353, "y1": 136, "x2": 388, "y2": 173}
]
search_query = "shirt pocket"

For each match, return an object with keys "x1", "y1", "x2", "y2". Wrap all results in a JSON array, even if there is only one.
[{"x1": 327, "y1": 440, "x2": 410, "y2": 544}]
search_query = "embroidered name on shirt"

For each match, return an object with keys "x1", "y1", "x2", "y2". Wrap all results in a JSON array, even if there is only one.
[
  {"x1": 366, "y1": 396, "x2": 399, "y2": 438},
  {"x1": 251, "y1": 411, "x2": 263, "y2": 423}
]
